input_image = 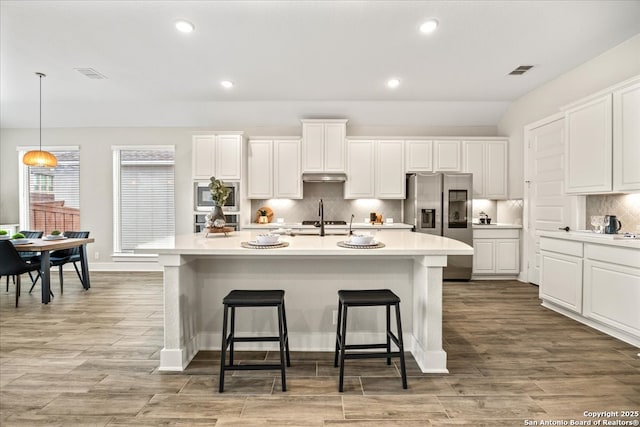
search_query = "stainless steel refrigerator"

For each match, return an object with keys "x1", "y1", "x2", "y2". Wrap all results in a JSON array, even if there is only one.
[{"x1": 404, "y1": 173, "x2": 473, "y2": 280}]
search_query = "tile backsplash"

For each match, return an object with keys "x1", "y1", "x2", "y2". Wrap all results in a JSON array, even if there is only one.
[
  {"x1": 250, "y1": 182, "x2": 402, "y2": 224},
  {"x1": 586, "y1": 193, "x2": 640, "y2": 233}
]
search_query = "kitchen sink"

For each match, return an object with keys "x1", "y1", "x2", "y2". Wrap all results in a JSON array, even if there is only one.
[{"x1": 290, "y1": 230, "x2": 349, "y2": 236}]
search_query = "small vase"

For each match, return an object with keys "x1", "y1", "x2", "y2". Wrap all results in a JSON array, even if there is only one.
[{"x1": 210, "y1": 203, "x2": 226, "y2": 228}]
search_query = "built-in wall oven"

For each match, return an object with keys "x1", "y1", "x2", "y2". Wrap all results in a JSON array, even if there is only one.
[
  {"x1": 194, "y1": 213, "x2": 239, "y2": 233},
  {"x1": 194, "y1": 181, "x2": 239, "y2": 212}
]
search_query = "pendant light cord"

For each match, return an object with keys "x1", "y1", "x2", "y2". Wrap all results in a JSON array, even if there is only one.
[{"x1": 39, "y1": 73, "x2": 42, "y2": 151}]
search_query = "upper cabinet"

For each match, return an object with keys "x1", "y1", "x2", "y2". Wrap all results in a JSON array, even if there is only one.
[
  {"x1": 462, "y1": 140, "x2": 508, "y2": 199},
  {"x1": 433, "y1": 140, "x2": 461, "y2": 171},
  {"x1": 564, "y1": 75, "x2": 640, "y2": 194},
  {"x1": 613, "y1": 80, "x2": 640, "y2": 192},
  {"x1": 301, "y1": 119, "x2": 347, "y2": 173},
  {"x1": 405, "y1": 140, "x2": 433, "y2": 172},
  {"x1": 345, "y1": 139, "x2": 404, "y2": 199},
  {"x1": 247, "y1": 138, "x2": 302, "y2": 199},
  {"x1": 192, "y1": 134, "x2": 243, "y2": 181}
]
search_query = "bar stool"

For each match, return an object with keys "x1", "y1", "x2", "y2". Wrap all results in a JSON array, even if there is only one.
[
  {"x1": 219, "y1": 290, "x2": 291, "y2": 392},
  {"x1": 334, "y1": 289, "x2": 408, "y2": 392}
]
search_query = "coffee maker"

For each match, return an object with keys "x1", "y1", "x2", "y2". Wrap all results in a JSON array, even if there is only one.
[{"x1": 604, "y1": 215, "x2": 622, "y2": 234}]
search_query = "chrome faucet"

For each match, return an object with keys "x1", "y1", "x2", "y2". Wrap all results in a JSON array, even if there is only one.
[
  {"x1": 349, "y1": 214, "x2": 355, "y2": 236},
  {"x1": 318, "y1": 199, "x2": 325, "y2": 236}
]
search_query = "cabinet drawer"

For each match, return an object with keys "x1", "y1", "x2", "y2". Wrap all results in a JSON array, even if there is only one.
[
  {"x1": 473, "y1": 228, "x2": 519, "y2": 239},
  {"x1": 540, "y1": 237, "x2": 583, "y2": 257},
  {"x1": 584, "y1": 243, "x2": 640, "y2": 267}
]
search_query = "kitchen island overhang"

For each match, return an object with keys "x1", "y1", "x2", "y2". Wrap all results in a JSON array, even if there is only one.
[{"x1": 136, "y1": 231, "x2": 473, "y2": 373}]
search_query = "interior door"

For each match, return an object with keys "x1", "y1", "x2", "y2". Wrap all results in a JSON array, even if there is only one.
[{"x1": 525, "y1": 115, "x2": 582, "y2": 285}]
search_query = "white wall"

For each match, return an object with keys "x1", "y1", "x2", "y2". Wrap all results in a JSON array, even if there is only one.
[
  {"x1": 499, "y1": 34, "x2": 640, "y2": 198},
  {"x1": 0, "y1": 124, "x2": 496, "y2": 266}
]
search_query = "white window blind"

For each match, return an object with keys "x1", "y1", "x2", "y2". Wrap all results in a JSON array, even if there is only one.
[
  {"x1": 116, "y1": 147, "x2": 175, "y2": 252},
  {"x1": 23, "y1": 149, "x2": 80, "y2": 234}
]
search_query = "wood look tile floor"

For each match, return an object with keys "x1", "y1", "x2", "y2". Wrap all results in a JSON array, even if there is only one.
[{"x1": 1, "y1": 272, "x2": 638, "y2": 426}]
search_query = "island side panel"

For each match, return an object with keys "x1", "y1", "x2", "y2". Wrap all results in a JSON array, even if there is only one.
[
  {"x1": 412, "y1": 255, "x2": 448, "y2": 373},
  {"x1": 159, "y1": 254, "x2": 199, "y2": 371}
]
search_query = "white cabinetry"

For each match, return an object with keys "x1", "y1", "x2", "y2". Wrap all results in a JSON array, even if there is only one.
[
  {"x1": 405, "y1": 140, "x2": 433, "y2": 172},
  {"x1": 563, "y1": 75, "x2": 640, "y2": 193},
  {"x1": 613, "y1": 80, "x2": 640, "y2": 191},
  {"x1": 540, "y1": 238, "x2": 583, "y2": 314},
  {"x1": 583, "y1": 244, "x2": 640, "y2": 339},
  {"x1": 463, "y1": 140, "x2": 508, "y2": 199},
  {"x1": 565, "y1": 95, "x2": 612, "y2": 194},
  {"x1": 472, "y1": 228, "x2": 520, "y2": 277},
  {"x1": 301, "y1": 119, "x2": 347, "y2": 173},
  {"x1": 433, "y1": 140, "x2": 461, "y2": 171},
  {"x1": 248, "y1": 139, "x2": 302, "y2": 199},
  {"x1": 345, "y1": 139, "x2": 404, "y2": 199},
  {"x1": 192, "y1": 134, "x2": 243, "y2": 180}
]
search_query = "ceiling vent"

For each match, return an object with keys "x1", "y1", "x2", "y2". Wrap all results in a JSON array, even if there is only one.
[
  {"x1": 508, "y1": 65, "x2": 534, "y2": 75},
  {"x1": 74, "y1": 68, "x2": 108, "y2": 79}
]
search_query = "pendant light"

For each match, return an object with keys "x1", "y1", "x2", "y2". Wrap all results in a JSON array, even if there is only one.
[{"x1": 23, "y1": 72, "x2": 58, "y2": 168}]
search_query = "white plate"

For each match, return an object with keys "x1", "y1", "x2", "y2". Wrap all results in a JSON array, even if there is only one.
[
  {"x1": 43, "y1": 235, "x2": 68, "y2": 241},
  {"x1": 247, "y1": 240, "x2": 282, "y2": 246},
  {"x1": 11, "y1": 239, "x2": 30, "y2": 245},
  {"x1": 345, "y1": 240, "x2": 378, "y2": 246}
]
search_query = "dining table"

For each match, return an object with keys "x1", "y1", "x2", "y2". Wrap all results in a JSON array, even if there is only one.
[{"x1": 14, "y1": 237, "x2": 95, "y2": 304}]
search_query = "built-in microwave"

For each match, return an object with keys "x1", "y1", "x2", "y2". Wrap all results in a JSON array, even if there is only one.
[{"x1": 194, "y1": 181, "x2": 239, "y2": 212}]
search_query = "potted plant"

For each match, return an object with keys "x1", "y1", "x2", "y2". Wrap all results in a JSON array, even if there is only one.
[
  {"x1": 0, "y1": 230, "x2": 9, "y2": 240},
  {"x1": 258, "y1": 209, "x2": 269, "y2": 224},
  {"x1": 207, "y1": 176, "x2": 230, "y2": 228}
]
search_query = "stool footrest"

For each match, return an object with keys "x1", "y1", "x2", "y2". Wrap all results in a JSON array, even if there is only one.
[
  {"x1": 343, "y1": 343, "x2": 388, "y2": 350},
  {"x1": 228, "y1": 336, "x2": 283, "y2": 343},
  {"x1": 344, "y1": 351, "x2": 402, "y2": 360},
  {"x1": 223, "y1": 363, "x2": 284, "y2": 371}
]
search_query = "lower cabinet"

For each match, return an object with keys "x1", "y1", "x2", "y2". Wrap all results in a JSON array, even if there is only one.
[
  {"x1": 540, "y1": 236, "x2": 640, "y2": 346},
  {"x1": 472, "y1": 228, "x2": 520, "y2": 277}
]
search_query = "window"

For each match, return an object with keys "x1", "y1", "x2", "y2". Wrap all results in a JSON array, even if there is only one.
[
  {"x1": 18, "y1": 148, "x2": 80, "y2": 234},
  {"x1": 113, "y1": 146, "x2": 175, "y2": 253}
]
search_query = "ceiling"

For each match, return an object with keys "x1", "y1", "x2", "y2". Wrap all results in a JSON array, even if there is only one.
[{"x1": 1, "y1": 0, "x2": 639, "y2": 129}]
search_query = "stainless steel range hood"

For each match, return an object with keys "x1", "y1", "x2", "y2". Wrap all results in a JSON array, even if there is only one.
[{"x1": 302, "y1": 173, "x2": 347, "y2": 183}]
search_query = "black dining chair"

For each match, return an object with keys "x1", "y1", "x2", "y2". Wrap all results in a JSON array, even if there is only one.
[
  {"x1": 30, "y1": 231, "x2": 90, "y2": 294},
  {"x1": 4, "y1": 230, "x2": 43, "y2": 292},
  {"x1": 0, "y1": 240, "x2": 42, "y2": 307}
]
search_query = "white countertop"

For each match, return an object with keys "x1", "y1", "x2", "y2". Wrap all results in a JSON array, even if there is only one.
[
  {"x1": 242, "y1": 222, "x2": 413, "y2": 230},
  {"x1": 539, "y1": 230, "x2": 640, "y2": 248},
  {"x1": 137, "y1": 230, "x2": 473, "y2": 257}
]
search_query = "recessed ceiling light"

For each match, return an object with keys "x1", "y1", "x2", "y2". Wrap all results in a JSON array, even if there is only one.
[
  {"x1": 220, "y1": 80, "x2": 234, "y2": 89},
  {"x1": 175, "y1": 20, "x2": 195, "y2": 33},
  {"x1": 387, "y1": 78, "x2": 400, "y2": 89},
  {"x1": 419, "y1": 19, "x2": 439, "y2": 34}
]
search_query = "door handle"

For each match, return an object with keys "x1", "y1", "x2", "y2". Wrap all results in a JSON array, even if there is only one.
[{"x1": 558, "y1": 226, "x2": 570, "y2": 232}]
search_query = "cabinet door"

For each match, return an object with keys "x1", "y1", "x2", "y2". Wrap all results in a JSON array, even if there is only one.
[
  {"x1": 484, "y1": 141, "x2": 508, "y2": 199},
  {"x1": 192, "y1": 135, "x2": 216, "y2": 179},
  {"x1": 247, "y1": 140, "x2": 273, "y2": 199},
  {"x1": 495, "y1": 239, "x2": 519, "y2": 274},
  {"x1": 565, "y1": 95, "x2": 612, "y2": 193},
  {"x1": 274, "y1": 139, "x2": 302, "y2": 199},
  {"x1": 375, "y1": 140, "x2": 405, "y2": 199},
  {"x1": 433, "y1": 140, "x2": 461, "y2": 171},
  {"x1": 462, "y1": 142, "x2": 484, "y2": 197},
  {"x1": 540, "y1": 251, "x2": 583, "y2": 313},
  {"x1": 583, "y1": 259, "x2": 640, "y2": 338},
  {"x1": 406, "y1": 140, "x2": 433, "y2": 172},
  {"x1": 215, "y1": 135, "x2": 242, "y2": 181},
  {"x1": 324, "y1": 123, "x2": 346, "y2": 172},
  {"x1": 613, "y1": 80, "x2": 640, "y2": 192},
  {"x1": 302, "y1": 123, "x2": 325, "y2": 172},
  {"x1": 345, "y1": 140, "x2": 375, "y2": 199},
  {"x1": 473, "y1": 239, "x2": 495, "y2": 273}
]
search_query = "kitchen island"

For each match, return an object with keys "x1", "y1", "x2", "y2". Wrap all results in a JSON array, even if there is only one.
[{"x1": 137, "y1": 230, "x2": 473, "y2": 372}]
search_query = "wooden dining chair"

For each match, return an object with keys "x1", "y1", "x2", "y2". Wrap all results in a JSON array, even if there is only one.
[{"x1": 0, "y1": 240, "x2": 42, "y2": 306}]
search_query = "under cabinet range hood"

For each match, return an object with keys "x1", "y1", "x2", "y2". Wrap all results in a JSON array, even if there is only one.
[{"x1": 302, "y1": 172, "x2": 347, "y2": 183}]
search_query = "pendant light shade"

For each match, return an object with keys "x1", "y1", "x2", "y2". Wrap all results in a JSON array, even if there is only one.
[{"x1": 23, "y1": 72, "x2": 57, "y2": 168}]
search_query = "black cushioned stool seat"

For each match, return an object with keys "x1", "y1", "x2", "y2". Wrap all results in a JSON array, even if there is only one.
[
  {"x1": 219, "y1": 290, "x2": 291, "y2": 392},
  {"x1": 334, "y1": 289, "x2": 408, "y2": 392}
]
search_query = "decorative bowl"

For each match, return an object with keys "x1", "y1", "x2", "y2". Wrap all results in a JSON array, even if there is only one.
[
  {"x1": 349, "y1": 234, "x2": 374, "y2": 245},
  {"x1": 11, "y1": 238, "x2": 29, "y2": 245},
  {"x1": 256, "y1": 234, "x2": 279, "y2": 245}
]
